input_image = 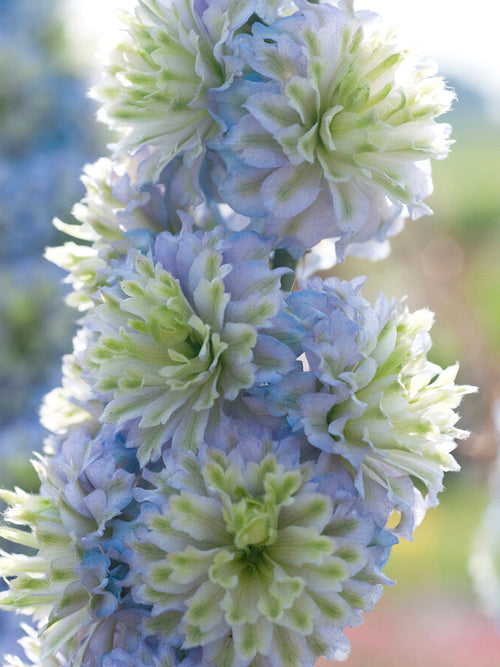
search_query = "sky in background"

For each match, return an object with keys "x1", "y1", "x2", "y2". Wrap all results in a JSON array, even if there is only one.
[
  {"x1": 68, "y1": 0, "x2": 500, "y2": 118},
  {"x1": 355, "y1": 0, "x2": 500, "y2": 117}
]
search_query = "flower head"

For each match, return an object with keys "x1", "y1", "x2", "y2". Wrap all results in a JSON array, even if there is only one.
[
  {"x1": 217, "y1": 0, "x2": 454, "y2": 259},
  {"x1": 267, "y1": 277, "x2": 475, "y2": 537},
  {"x1": 95, "y1": 0, "x2": 259, "y2": 182},
  {"x1": 0, "y1": 428, "x2": 140, "y2": 663},
  {"x1": 83, "y1": 224, "x2": 295, "y2": 462},
  {"x1": 130, "y1": 445, "x2": 391, "y2": 666},
  {"x1": 47, "y1": 154, "x2": 252, "y2": 312}
]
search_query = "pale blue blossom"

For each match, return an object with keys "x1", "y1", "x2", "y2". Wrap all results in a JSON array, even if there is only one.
[
  {"x1": 265, "y1": 277, "x2": 475, "y2": 537},
  {"x1": 128, "y1": 442, "x2": 392, "y2": 666},
  {"x1": 82, "y1": 223, "x2": 295, "y2": 461},
  {"x1": 0, "y1": 428, "x2": 141, "y2": 663},
  {"x1": 216, "y1": 0, "x2": 453, "y2": 259}
]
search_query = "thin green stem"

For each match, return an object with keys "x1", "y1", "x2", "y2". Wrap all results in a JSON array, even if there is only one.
[{"x1": 272, "y1": 248, "x2": 298, "y2": 292}]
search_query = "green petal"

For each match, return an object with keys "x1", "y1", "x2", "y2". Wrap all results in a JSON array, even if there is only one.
[{"x1": 267, "y1": 526, "x2": 333, "y2": 567}]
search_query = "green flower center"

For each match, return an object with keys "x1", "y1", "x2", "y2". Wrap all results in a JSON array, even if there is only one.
[
  {"x1": 243, "y1": 544, "x2": 266, "y2": 566},
  {"x1": 225, "y1": 496, "x2": 278, "y2": 550}
]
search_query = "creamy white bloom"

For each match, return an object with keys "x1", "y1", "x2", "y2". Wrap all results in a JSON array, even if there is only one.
[
  {"x1": 217, "y1": 0, "x2": 454, "y2": 258},
  {"x1": 267, "y1": 277, "x2": 475, "y2": 537},
  {"x1": 94, "y1": 0, "x2": 258, "y2": 182}
]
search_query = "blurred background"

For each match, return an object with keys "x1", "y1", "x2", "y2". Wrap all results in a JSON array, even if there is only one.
[{"x1": 0, "y1": 0, "x2": 499, "y2": 663}]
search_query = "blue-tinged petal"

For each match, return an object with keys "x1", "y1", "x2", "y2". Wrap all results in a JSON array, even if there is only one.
[
  {"x1": 218, "y1": 163, "x2": 270, "y2": 218},
  {"x1": 264, "y1": 187, "x2": 334, "y2": 253},
  {"x1": 132, "y1": 446, "x2": 391, "y2": 665},
  {"x1": 223, "y1": 261, "x2": 283, "y2": 303},
  {"x1": 244, "y1": 92, "x2": 301, "y2": 135},
  {"x1": 261, "y1": 162, "x2": 322, "y2": 218},
  {"x1": 222, "y1": 230, "x2": 274, "y2": 265},
  {"x1": 225, "y1": 114, "x2": 288, "y2": 169},
  {"x1": 253, "y1": 335, "x2": 297, "y2": 383},
  {"x1": 328, "y1": 178, "x2": 371, "y2": 233},
  {"x1": 213, "y1": 78, "x2": 273, "y2": 130}
]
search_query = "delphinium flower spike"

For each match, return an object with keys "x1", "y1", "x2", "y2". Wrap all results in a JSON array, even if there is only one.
[{"x1": 0, "y1": 1, "x2": 474, "y2": 665}]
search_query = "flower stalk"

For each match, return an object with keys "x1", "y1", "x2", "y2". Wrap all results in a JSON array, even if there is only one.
[{"x1": 0, "y1": 1, "x2": 473, "y2": 665}]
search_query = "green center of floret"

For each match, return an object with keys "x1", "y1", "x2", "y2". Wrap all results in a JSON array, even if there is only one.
[
  {"x1": 85, "y1": 251, "x2": 258, "y2": 460},
  {"x1": 227, "y1": 494, "x2": 278, "y2": 550},
  {"x1": 135, "y1": 451, "x2": 387, "y2": 666}
]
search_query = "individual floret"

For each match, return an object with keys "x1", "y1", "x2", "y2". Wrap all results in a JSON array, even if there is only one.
[
  {"x1": 0, "y1": 429, "x2": 140, "y2": 663},
  {"x1": 266, "y1": 276, "x2": 475, "y2": 537},
  {"x1": 217, "y1": 0, "x2": 454, "y2": 259},
  {"x1": 82, "y1": 223, "x2": 296, "y2": 461},
  {"x1": 129, "y1": 443, "x2": 392, "y2": 666},
  {"x1": 94, "y1": 0, "x2": 259, "y2": 182}
]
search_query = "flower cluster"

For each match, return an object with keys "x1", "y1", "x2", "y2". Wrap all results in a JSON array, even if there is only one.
[
  {"x1": 1, "y1": 1, "x2": 473, "y2": 665},
  {"x1": 131, "y1": 444, "x2": 393, "y2": 666},
  {"x1": 264, "y1": 277, "x2": 473, "y2": 538},
  {"x1": 83, "y1": 225, "x2": 294, "y2": 460}
]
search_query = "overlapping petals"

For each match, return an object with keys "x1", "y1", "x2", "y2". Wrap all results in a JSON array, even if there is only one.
[
  {"x1": 47, "y1": 154, "x2": 252, "y2": 312},
  {"x1": 95, "y1": 0, "x2": 259, "y2": 182},
  {"x1": 217, "y1": 0, "x2": 453, "y2": 259},
  {"x1": 0, "y1": 429, "x2": 139, "y2": 663},
  {"x1": 83, "y1": 224, "x2": 295, "y2": 461},
  {"x1": 130, "y1": 445, "x2": 391, "y2": 666},
  {"x1": 266, "y1": 277, "x2": 475, "y2": 537},
  {"x1": 46, "y1": 157, "x2": 161, "y2": 311}
]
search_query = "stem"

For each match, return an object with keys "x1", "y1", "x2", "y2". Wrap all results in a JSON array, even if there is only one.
[{"x1": 272, "y1": 248, "x2": 298, "y2": 293}]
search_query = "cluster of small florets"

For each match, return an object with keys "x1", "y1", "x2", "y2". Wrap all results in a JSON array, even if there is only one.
[{"x1": 1, "y1": 1, "x2": 474, "y2": 665}]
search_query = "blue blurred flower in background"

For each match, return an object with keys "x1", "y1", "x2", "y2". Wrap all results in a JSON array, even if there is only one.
[
  {"x1": 0, "y1": 2, "x2": 106, "y2": 654},
  {"x1": 0, "y1": 0, "x2": 105, "y2": 468}
]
